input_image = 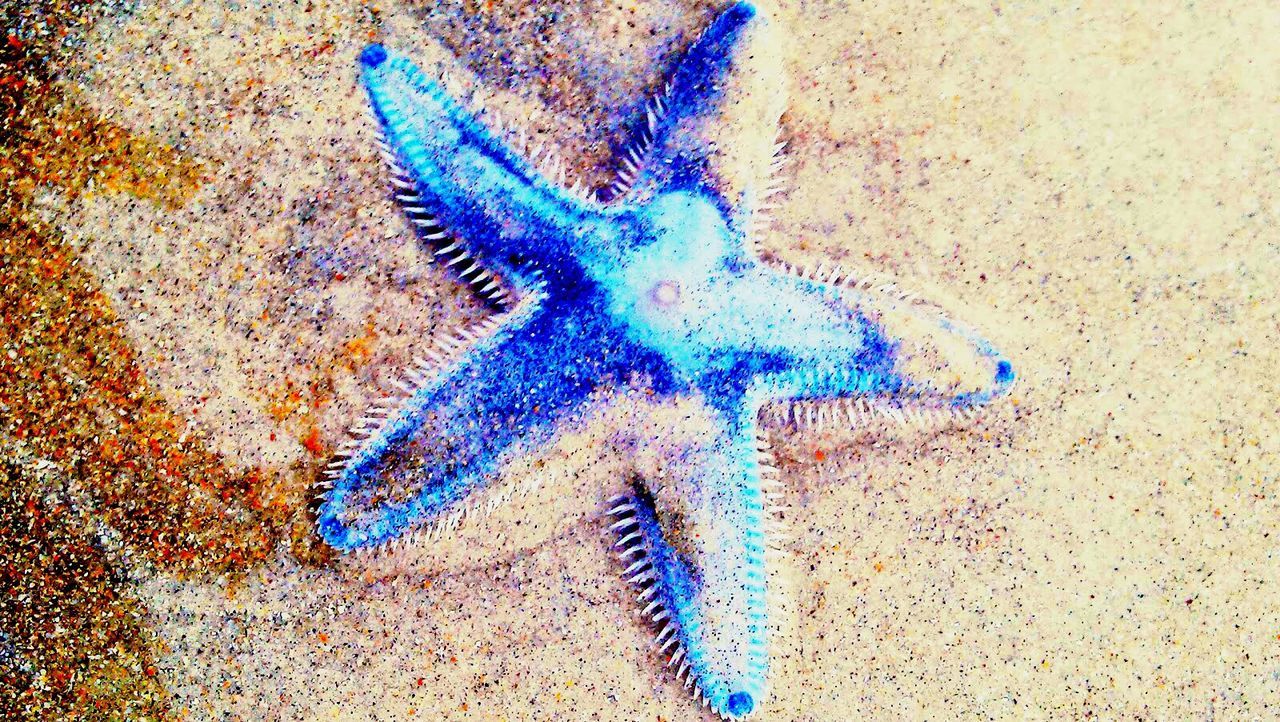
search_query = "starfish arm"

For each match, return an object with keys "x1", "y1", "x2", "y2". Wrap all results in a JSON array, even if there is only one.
[
  {"x1": 609, "y1": 390, "x2": 774, "y2": 719},
  {"x1": 742, "y1": 267, "x2": 1016, "y2": 411},
  {"x1": 317, "y1": 295, "x2": 624, "y2": 551},
  {"x1": 615, "y1": 2, "x2": 788, "y2": 227},
  {"x1": 358, "y1": 45, "x2": 606, "y2": 287},
  {"x1": 647, "y1": 258, "x2": 1013, "y2": 416}
]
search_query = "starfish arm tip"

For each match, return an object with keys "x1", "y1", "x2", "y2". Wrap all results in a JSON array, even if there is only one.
[
  {"x1": 359, "y1": 43, "x2": 388, "y2": 69},
  {"x1": 996, "y1": 359, "x2": 1015, "y2": 385}
]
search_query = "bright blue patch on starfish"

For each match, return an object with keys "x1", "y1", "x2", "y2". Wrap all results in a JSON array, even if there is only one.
[{"x1": 318, "y1": 3, "x2": 1015, "y2": 718}]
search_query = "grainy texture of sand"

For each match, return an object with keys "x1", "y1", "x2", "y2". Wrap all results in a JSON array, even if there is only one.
[{"x1": 2, "y1": 0, "x2": 1277, "y2": 720}]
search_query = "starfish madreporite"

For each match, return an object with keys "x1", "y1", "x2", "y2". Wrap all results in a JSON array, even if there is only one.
[{"x1": 316, "y1": 3, "x2": 1015, "y2": 718}]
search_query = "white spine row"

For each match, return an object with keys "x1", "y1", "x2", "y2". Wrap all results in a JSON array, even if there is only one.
[
  {"x1": 767, "y1": 395, "x2": 977, "y2": 434},
  {"x1": 608, "y1": 81, "x2": 673, "y2": 198},
  {"x1": 342, "y1": 459, "x2": 552, "y2": 564},
  {"x1": 372, "y1": 129, "x2": 512, "y2": 307},
  {"x1": 606, "y1": 495, "x2": 724, "y2": 714}
]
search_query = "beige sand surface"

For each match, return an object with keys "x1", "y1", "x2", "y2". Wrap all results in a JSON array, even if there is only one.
[{"x1": 27, "y1": 0, "x2": 1280, "y2": 719}]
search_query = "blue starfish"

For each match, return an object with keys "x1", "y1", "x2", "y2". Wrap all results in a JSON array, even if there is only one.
[{"x1": 316, "y1": 3, "x2": 1014, "y2": 718}]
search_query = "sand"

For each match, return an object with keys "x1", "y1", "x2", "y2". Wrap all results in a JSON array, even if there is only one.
[{"x1": 3, "y1": 0, "x2": 1277, "y2": 719}]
